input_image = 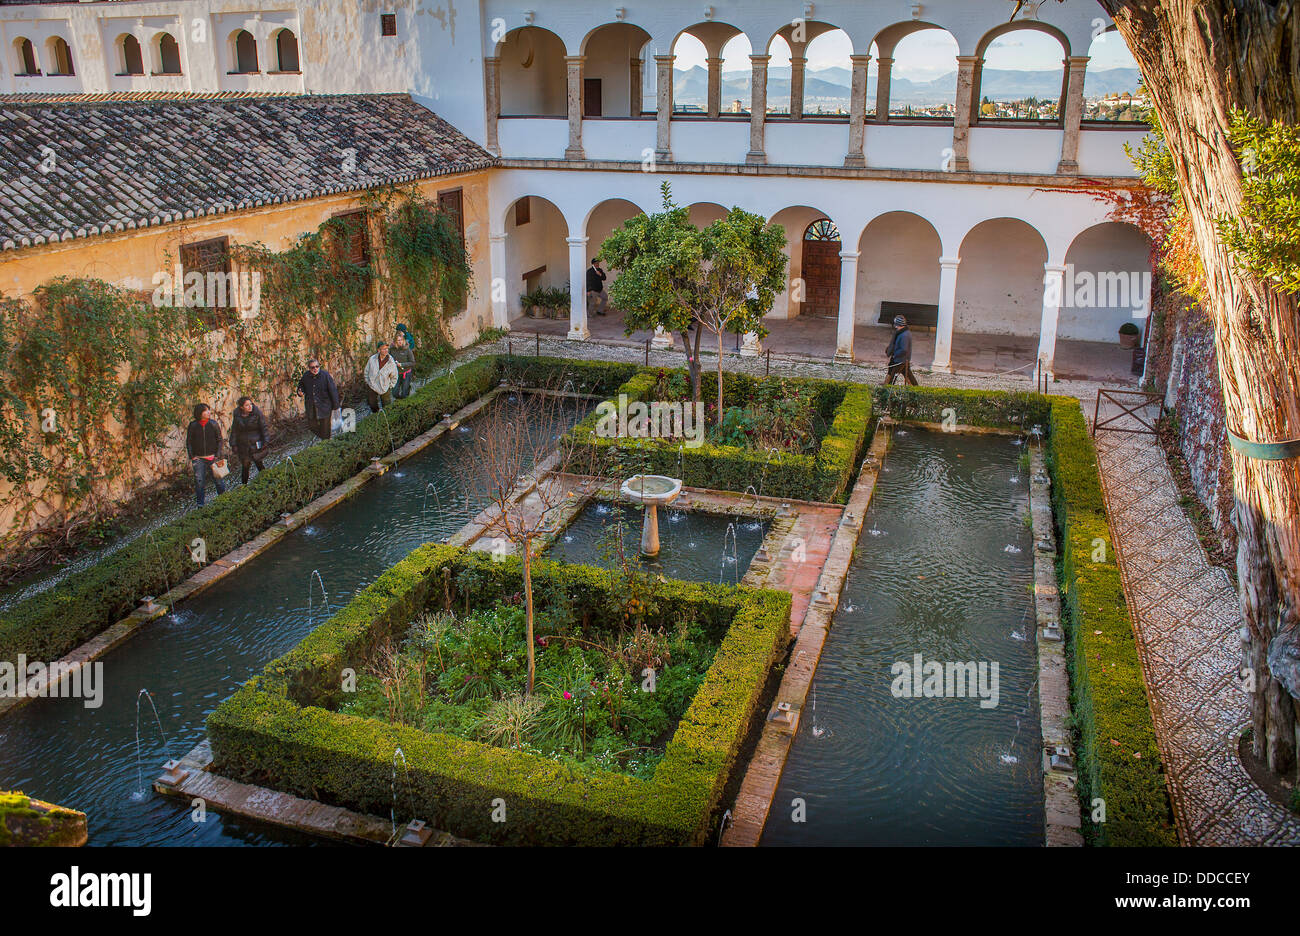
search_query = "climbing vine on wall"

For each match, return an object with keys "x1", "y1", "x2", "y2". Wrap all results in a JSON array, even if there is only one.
[
  {"x1": 364, "y1": 186, "x2": 474, "y2": 359},
  {"x1": 0, "y1": 188, "x2": 476, "y2": 547},
  {"x1": 0, "y1": 277, "x2": 196, "y2": 504}
]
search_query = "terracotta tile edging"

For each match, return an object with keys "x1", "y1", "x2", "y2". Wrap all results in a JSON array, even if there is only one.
[{"x1": 0, "y1": 389, "x2": 503, "y2": 719}]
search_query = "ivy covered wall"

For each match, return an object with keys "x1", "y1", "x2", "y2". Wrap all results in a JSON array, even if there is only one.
[{"x1": 0, "y1": 170, "x2": 491, "y2": 555}]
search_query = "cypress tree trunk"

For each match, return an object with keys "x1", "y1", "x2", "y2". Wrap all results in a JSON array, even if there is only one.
[{"x1": 1099, "y1": 0, "x2": 1300, "y2": 774}]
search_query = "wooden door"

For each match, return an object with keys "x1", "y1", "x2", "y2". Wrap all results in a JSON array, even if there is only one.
[
  {"x1": 801, "y1": 219, "x2": 841, "y2": 318},
  {"x1": 583, "y1": 78, "x2": 602, "y2": 117}
]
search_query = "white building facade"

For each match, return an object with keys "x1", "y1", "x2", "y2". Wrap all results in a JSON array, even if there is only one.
[{"x1": 1, "y1": 0, "x2": 1155, "y2": 377}]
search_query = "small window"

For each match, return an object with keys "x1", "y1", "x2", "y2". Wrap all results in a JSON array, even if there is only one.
[
  {"x1": 514, "y1": 197, "x2": 530, "y2": 226},
  {"x1": 156, "y1": 33, "x2": 182, "y2": 75},
  {"x1": 232, "y1": 29, "x2": 258, "y2": 74},
  {"x1": 381, "y1": 13, "x2": 397, "y2": 37},
  {"x1": 331, "y1": 210, "x2": 372, "y2": 275},
  {"x1": 275, "y1": 29, "x2": 299, "y2": 72},
  {"x1": 179, "y1": 237, "x2": 235, "y2": 330},
  {"x1": 47, "y1": 37, "x2": 74, "y2": 76},
  {"x1": 119, "y1": 35, "x2": 144, "y2": 76},
  {"x1": 437, "y1": 189, "x2": 466, "y2": 312},
  {"x1": 15, "y1": 38, "x2": 39, "y2": 76}
]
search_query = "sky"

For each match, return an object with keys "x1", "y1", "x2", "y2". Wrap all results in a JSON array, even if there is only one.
[{"x1": 669, "y1": 26, "x2": 1138, "y2": 79}]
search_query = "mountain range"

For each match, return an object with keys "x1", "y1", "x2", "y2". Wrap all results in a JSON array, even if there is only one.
[{"x1": 666, "y1": 65, "x2": 1142, "y2": 108}]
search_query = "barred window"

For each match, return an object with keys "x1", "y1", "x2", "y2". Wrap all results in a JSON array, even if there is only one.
[{"x1": 179, "y1": 236, "x2": 235, "y2": 330}]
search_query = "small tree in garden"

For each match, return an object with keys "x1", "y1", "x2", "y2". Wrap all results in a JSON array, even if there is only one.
[
  {"x1": 600, "y1": 182, "x2": 787, "y2": 424},
  {"x1": 459, "y1": 387, "x2": 582, "y2": 695}
]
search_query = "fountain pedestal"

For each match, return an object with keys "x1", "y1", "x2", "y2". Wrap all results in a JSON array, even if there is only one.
[{"x1": 620, "y1": 475, "x2": 683, "y2": 558}]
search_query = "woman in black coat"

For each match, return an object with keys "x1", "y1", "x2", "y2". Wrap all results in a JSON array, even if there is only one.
[{"x1": 231, "y1": 396, "x2": 269, "y2": 484}]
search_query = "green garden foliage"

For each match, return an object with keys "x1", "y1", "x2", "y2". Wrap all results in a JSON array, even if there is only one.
[
  {"x1": 871, "y1": 384, "x2": 1050, "y2": 430},
  {"x1": 208, "y1": 547, "x2": 791, "y2": 846},
  {"x1": 568, "y1": 365, "x2": 872, "y2": 503},
  {"x1": 1218, "y1": 110, "x2": 1300, "y2": 295},
  {"x1": 1047, "y1": 398, "x2": 1177, "y2": 846}
]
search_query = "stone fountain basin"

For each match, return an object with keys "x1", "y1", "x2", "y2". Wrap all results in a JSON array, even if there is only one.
[{"x1": 620, "y1": 475, "x2": 682, "y2": 506}]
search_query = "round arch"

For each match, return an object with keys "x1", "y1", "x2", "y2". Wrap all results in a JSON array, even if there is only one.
[
  {"x1": 116, "y1": 33, "x2": 144, "y2": 75},
  {"x1": 230, "y1": 29, "x2": 258, "y2": 74},
  {"x1": 768, "y1": 205, "x2": 839, "y2": 320},
  {"x1": 155, "y1": 32, "x2": 182, "y2": 75},
  {"x1": 498, "y1": 26, "x2": 567, "y2": 117},
  {"x1": 1060, "y1": 221, "x2": 1153, "y2": 343},
  {"x1": 974, "y1": 21, "x2": 1071, "y2": 60},
  {"x1": 858, "y1": 211, "x2": 943, "y2": 328},
  {"x1": 577, "y1": 22, "x2": 652, "y2": 117},
  {"x1": 956, "y1": 217, "x2": 1048, "y2": 341},
  {"x1": 502, "y1": 195, "x2": 569, "y2": 324}
]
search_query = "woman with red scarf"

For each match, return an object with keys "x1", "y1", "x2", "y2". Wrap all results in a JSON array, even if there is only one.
[{"x1": 185, "y1": 403, "x2": 226, "y2": 506}]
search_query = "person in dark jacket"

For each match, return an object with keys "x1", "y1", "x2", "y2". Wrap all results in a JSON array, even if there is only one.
[
  {"x1": 231, "y1": 396, "x2": 269, "y2": 484},
  {"x1": 391, "y1": 331, "x2": 415, "y2": 400},
  {"x1": 585, "y1": 258, "x2": 608, "y2": 317},
  {"x1": 883, "y1": 314, "x2": 919, "y2": 386},
  {"x1": 185, "y1": 403, "x2": 225, "y2": 506},
  {"x1": 296, "y1": 359, "x2": 341, "y2": 439}
]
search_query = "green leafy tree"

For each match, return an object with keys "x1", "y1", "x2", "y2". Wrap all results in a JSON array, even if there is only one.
[{"x1": 600, "y1": 182, "x2": 787, "y2": 424}]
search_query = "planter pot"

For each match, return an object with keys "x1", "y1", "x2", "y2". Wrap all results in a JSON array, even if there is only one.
[
  {"x1": 524, "y1": 304, "x2": 539, "y2": 318},
  {"x1": 1119, "y1": 331, "x2": 1139, "y2": 349}
]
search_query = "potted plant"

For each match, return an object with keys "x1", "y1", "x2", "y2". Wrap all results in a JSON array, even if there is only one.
[
  {"x1": 543, "y1": 286, "x2": 570, "y2": 320},
  {"x1": 521, "y1": 289, "x2": 543, "y2": 318},
  {"x1": 1118, "y1": 321, "x2": 1141, "y2": 349}
]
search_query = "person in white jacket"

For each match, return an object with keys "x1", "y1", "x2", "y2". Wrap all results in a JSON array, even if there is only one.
[{"x1": 364, "y1": 341, "x2": 399, "y2": 414}]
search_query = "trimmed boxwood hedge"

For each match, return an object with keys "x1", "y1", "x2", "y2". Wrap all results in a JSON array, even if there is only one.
[
  {"x1": 872, "y1": 384, "x2": 1050, "y2": 430},
  {"x1": 207, "y1": 547, "x2": 791, "y2": 846},
  {"x1": 1047, "y1": 398, "x2": 1176, "y2": 846},
  {"x1": 0, "y1": 354, "x2": 615, "y2": 669},
  {"x1": 567, "y1": 366, "x2": 873, "y2": 503}
]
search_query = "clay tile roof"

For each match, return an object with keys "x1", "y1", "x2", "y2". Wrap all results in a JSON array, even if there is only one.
[{"x1": 0, "y1": 93, "x2": 495, "y2": 251}]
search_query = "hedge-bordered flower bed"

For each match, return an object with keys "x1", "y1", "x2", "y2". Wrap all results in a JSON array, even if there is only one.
[
  {"x1": 566, "y1": 367, "x2": 873, "y2": 503},
  {"x1": 207, "y1": 547, "x2": 791, "y2": 846},
  {"x1": 0, "y1": 354, "x2": 628, "y2": 670}
]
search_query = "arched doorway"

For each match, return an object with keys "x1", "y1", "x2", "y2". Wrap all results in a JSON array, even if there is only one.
[{"x1": 801, "y1": 219, "x2": 841, "y2": 318}]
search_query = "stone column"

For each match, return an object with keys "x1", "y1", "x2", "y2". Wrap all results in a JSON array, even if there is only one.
[
  {"x1": 874, "y1": 55, "x2": 893, "y2": 122},
  {"x1": 746, "y1": 54, "x2": 770, "y2": 165},
  {"x1": 706, "y1": 55, "x2": 724, "y2": 118},
  {"x1": 951, "y1": 55, "x2": 979, "y2": 171},
  {"x1": 1037, "y1": 263, "x2": 1066, "y2": 379},
  {"x1": 932, "y1": 257, "x2": 960, "y2": 371},
  {"x1": 789, "y1": 51, "x2": 807, "y2": 119},
  {"x1": 740, "y1": 331, "x2": 762, "y2": 356},
  {"x1": 655, "y1": 53, "x2": 674, "y2": 161},
  {"x1": 1057, "y1": 55, "x2": 1089, "y2": 174},
  {"x1": 834, "y1": 249, "x2": 860, "y2": 362},
  {"x1": 844, "y1": 53, "x2": 871, "y2": 167},
  {"x1": 484, "y1": 56, "x2": 501, "y2": 155},
  {"x1": 567, "y1": 236, "x2": 590, "y2": 341},
  {"x1": 489, "y1": 232, "x2": 509, "y2": 329},
  {"x1": 630, "y1": 56, "x2": 643, "y2": 115},
  {"x1": 564, "y1": 55, "x2": 585, "y2": 160}
]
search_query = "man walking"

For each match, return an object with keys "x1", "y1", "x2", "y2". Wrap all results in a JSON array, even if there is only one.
[
  {"x1": 883, "y1": 314, "x2": 919, "y2": 386},
  {"x1": 586, "y1": 257, "x2": 608, "y2": 318},
  {"x1": 296, "y1": 358, "x2": 340, "y2": 440},
  {"x1": 364, "y1": 340, "x2": 399, "y2": 414}
]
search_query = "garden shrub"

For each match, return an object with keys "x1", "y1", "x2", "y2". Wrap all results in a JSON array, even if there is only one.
[
  {"x1": 568, "y1": 366, "x2": 872, "y2": 503},
  {"x1": 208, "y1": 547, "x2": 791, "y2": 846}
]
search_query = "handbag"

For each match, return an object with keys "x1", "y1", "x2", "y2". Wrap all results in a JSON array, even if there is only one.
[{"x1": 211, "y1": 458, "x2": 230, "y2": 480}]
